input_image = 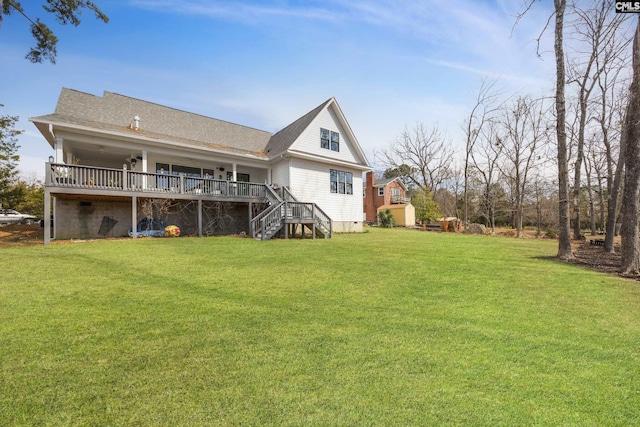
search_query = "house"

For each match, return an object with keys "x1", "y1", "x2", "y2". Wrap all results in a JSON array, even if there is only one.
[
  {"x1": 362, "y1": 171, "x2": 415, "y2": 226},
  {"x1": 30, "y1": 89, "x2": 371, "y2": 243}
]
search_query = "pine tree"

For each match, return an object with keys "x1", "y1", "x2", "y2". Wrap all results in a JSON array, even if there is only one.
[
  {"x1": 0, "y1": 108, "x2": 22, "y2": 208},
  {"x1": 1, "y1": 0, "x2": 108, "y2": 64}
]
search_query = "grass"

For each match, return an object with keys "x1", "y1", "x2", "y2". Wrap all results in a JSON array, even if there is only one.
[{"x1": 1, "y1": 227, "x2": 639, "y2": 426}]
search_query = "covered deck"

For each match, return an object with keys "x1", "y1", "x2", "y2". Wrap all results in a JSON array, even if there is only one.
[{"x1": 43, "y1": 163, "x2": 269, "y2": 244}]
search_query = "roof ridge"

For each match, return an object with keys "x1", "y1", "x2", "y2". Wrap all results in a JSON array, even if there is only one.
[{"x1": 101, "y1": 90, "x2": 273, "y2": 136}]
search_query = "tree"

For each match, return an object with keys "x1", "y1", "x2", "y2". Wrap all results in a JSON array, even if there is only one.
[
  {"x1": 620, "y1": 16, "x2": 640, "y2": 275},
  {"x1": 498, "y1": 95, "x2": 549, "y2": 238},
  {"x1": 567, "y1": 1, "x2": 630, "y2": 240},
  {"x1": 1, "y1": 0, "x2": 108, "y2": 64},
  {"x1": 12, "y1": 177, "x2": 44, "y2": 218},
  {"x1": 382, "y1": 165, "x2": 417, "y2": 189},
  {"x1": 514, "y1": 0, "x2": 574, "y2": 257},
  {"x1": 470, "y1": 121, "x2": 503, "y2": 234},
  {"x1": 554, "y1": 0, "x2": 575, "y2": 259},
  {"x1": 412, "y1": 190, "x2": 441, "y2": 224},
  {"x1": 377, "y1": 123, "x2": 453, "y2": 194},
  {"x1": 462, "y1": 77, "x2": 502, "y2": 228},
  {"x1": 0, "y1": 107, "x2": 22, "y2": 208}
]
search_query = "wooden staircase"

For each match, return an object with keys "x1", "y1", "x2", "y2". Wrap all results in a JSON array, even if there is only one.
[{"x1": 250, "y1": 186, "x2": 332, "y2": 240}]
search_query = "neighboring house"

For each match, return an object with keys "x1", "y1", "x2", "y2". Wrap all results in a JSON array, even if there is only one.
[
  {"x1": 30, "y1": 89, "x2": 371, "y2": 243},
  {"x1": 362, "y1": 171, "x2": 415, "y2": 226}
]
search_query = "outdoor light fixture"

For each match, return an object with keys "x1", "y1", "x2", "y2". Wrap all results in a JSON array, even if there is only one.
[
  {"x1": 48, "y1": 155, "x2": 54, "y2": 163},
  {"x1": 130, "y1": 158, "x2": 137, "y2": 168}
]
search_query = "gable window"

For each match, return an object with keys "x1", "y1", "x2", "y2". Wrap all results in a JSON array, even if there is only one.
[
  {"x1": 321, "y1": 128, "x2": 340, "y2": 152},
  {"x1": 378, "y1": 187, "x2": 384, "y2": 197},
  {"x1": 321, "y1": 128, "x2": 330, "y2": 149},
  {"x1": 330, "y1": 169, "x2": 353, "y2": 195},
  {"x1": 330, "y1": 131, "x2": 340, "y2": 151}
]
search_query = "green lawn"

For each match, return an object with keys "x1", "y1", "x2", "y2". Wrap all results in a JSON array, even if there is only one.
[{"x1": 1, "y1": 228, "x2": 639, "y2": 426}]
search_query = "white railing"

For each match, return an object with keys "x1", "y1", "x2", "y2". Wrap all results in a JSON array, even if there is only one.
[
  {"x1": 46, "y1": 163, "x2": 266, "y2": 199},
  {"x1": 391, "y1": 195, "x2": 411, "y2": 204}
]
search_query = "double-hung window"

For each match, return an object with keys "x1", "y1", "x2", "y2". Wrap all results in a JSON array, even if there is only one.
[
  {"x1": 321, "y1": 128, "x2": 340, "y2": 152},
  {"x1": 330, "y1": 169, "x2": 353, "y2": 195}
]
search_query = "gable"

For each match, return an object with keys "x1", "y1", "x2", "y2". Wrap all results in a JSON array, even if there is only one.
[{"x1": 287, "y1": 103, "x2": 368, "y2": 167}]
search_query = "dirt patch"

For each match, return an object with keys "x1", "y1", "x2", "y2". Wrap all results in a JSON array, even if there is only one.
[
  {"x1": 568, "y1": 239, "x2": 640, "y2": 282},
  {"x1": 0, "y1": 224, "x2": 45, "y2": 246}
]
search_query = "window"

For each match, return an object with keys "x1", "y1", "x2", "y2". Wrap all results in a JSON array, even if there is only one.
[
  {"x1": 321, "y1": 128, "x2": 330, "y2": 149},
  {"x1": 330, "y1": 169, "x2": 337, "y2": 193},
  {"x1": 378, "y1": 187, "x2": 384, "y2": 197},
  {"x1": 227, "y1": 172, "x2": 250, "y2": 182},
  {"x1": 321, "y1": 128, "x2": 340, "y2": 152},
  {"x1": 391, "y1": 188, "x2": 400, "y2": 197},
  {"x1": 330, "y1": 169, "x2": 353, "y2": 195},
  {"x1": 330, "y1": 131, "x2": 340, "y2": 151}
]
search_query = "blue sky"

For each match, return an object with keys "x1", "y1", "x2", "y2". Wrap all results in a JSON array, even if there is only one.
[{"x1": 1, "y1": 0, "x2": 557, "y2": 179}]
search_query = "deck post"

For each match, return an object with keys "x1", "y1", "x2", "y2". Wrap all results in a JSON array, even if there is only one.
[
  {"x1": 131, "y1": 196, "x2": 137, "y2": 239},
  {"x1": 198, "y1": 199, "x2": 203, "y2": 237},
  {"x1": 44, "y1": 188, "x2": 51, "y2": 245},
  {"x1": 122, "y1": 165, "x2": 128, "y2": 190}
]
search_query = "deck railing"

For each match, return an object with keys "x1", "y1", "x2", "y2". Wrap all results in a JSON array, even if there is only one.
[
  {"x1": 46, "y1": 163, "x2": 266, "y2": 199},
  {"x1": 391, "y1": 195, "x2": 411, "y2": 204}
]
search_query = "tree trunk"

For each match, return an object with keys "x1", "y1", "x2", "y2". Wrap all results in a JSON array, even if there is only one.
[
  {"x1": 585, "y1": 158, "x2": 597, "y2": 235},
  {"x1": 604, "y1": 124, "x2": 626, "y2": 252},
  {"x1": 554, "y1": 0, "x2": 574, "y2": 260},
  {"x1": 620, "y1": 16, "x2": 640, "y2": 275},
  {"x1": 572, "y1": 108, "x2": 586, "y2": 240}
]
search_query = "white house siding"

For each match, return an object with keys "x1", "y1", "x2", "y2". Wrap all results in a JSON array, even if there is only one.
[
  {"x1": 289, "y1": 158, "x2": 363, "y2": 233},
  {"x1": 144, "y1": 153, "x2": 268, "y2": 183},
  {"x1": 270, "y1": 159, "x2": 290, "y2": 187},
  {"x1": 289, "y1": 106, "x2": 362, "y2": 165}
]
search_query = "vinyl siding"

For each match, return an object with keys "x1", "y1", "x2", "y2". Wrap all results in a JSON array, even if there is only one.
[
  {"x1": 289, "y1": 105, "x2": 361, "y2": 164},
  {"x1": 289, "y1": 158, "x2": 363, "y2": 223},
  {"x1": 271, "y1": 159, "x2": 290, "y2": 187}
]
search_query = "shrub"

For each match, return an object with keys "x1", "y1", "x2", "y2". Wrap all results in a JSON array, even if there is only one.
[
  {"x1": 378, "y1": 209, "x2": 394, "y2": 228},
  {"x1": 545, "y1": 228, "x2": 558, "y2": 239}
]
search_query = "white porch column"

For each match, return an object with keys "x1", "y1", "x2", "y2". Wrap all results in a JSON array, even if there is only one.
[
  {"x1": 55, "y1": 137, "x2": 64, "y2": 163},
  {"x1": 267, "y1": 168, "x2": 272, "y2": 185},
  {"x1": 44, "y1": 189, "x2": 51, "y2": 245},
  {"x1": 52, "y1": 196, "x2": 57, "y2": 240},
  {"x1": 142, "y1": 150, "x2": 148, "y2": 189},
  {"x1": 198, "y1": 199, "x2": 203, "y2": 238},
  {"x1": 131, "y1": 196, "x2": 138, "y2": 239},
  {"x1": 232, "y1": 163, "x2": 237, "y2": 181},
  {"x1": 66, "y1": 152, "x2": 73, "y2": 165}
]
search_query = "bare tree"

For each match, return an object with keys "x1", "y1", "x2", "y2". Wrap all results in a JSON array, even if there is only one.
[
  {"x1": 583, "y1": 135, "x2": 599, "y2": 236},
  {"x1": 377, "y1": 123, "x2": 454, "y2": 195},
  {"x1": 599, "y1": 71, "x2": 631, "y2": 251},
  {"x1": 620, "y1": 16, "x2": 640, "y2": 275},
  {"x1": 567, "y1": 1, "x2": 630, "y2": 240},
  {"x1": 553, "y1": 0, "x2": 574, "y2": 259},
  {"x1": 470, "y1": 121, "x2": 503, "y2": 233},
  {"x1": 462, "y1": 78, "x2": 502, "y2": 228},
  {"x1": 498, "y1": 96, "x2": 549, "y2": 238}
]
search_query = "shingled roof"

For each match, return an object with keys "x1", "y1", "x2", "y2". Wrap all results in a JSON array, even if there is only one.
[{"x1": 31, "y1": 89, "x2": 360, "y2": 163}]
